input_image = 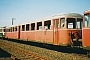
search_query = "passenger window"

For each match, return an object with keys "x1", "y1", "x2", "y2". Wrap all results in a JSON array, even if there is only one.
[
  {"x1": 4, "y1": 29, "x2": 5, "y2": 32},
  {"x1": 6, "y1": 28, "x2": 9, "y2": 32},
  {"x1": 13, "y1": 27, "x2": 14, "y2": 32},
  {"x1": 37, "y1": 22, "x2": 42, "y2": 30},
  {"x1": 11, "y1": 27, "x2": 12, "y2": 32},
  {"x1": 26, "y1": 24, "x2": 29, "y2": 31},
  {"x1": 31, "y1": 23, "x2": 35, "y2": 30},
  {"x1": 6, "y1": 29, "x2": 8, "y2": 32},
  {"x1": 44, "y1": 20, "x2": 51, "y2": 30},
  {"x1": 67, "y1": 18, "x2": 76, "y2": 29},
  {"x1": 15, "y1": 26, "x2": 17, "y2": 31},
  {"x1": 0, "y1": 29, "x2": 1, "y2": 32},
  {"x1": 61, "y1": 18, "x2": 65, "y2": 28},
  {"x1": 9, "y1": 28, "x2": 11, "y2": 32},
  {"x1": 22, "y1": 25, "x2": 25, "y2": 31},
  {"x1": 5, "y1": 29, "x2": 6, "y2": 32}
]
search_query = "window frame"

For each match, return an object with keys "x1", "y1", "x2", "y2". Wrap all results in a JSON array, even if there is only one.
[
  {"x1": 15, "y1": 26, "x2": 17, "y2": 31},
  {"x1": 37, "y1": 22, "x2": 42, "y2": 30},
  {"x1": 60, "y1": 18, "x2": 66, "y2": 29},
  {"x1": 77, "y1": 18, "x2": 82, "y2": 29},
  {"x1": 22, "y1": 25, "x2": 25, "y2": 31},
  {"x1": 31, "y1": 23, "x2": 35, "y2": 31},
  {"x1": 84, "y1": 14, "x2": 90, "y2": 27},
  {"x1": 44, "y1": 20, "x2": 51, "y2": 30},
  {"x1": 26, "y1": 24, "x2": 30, "y2": 31},
  {"x1": 66, "y1": 18, "x2": 76, "y2": 29}
]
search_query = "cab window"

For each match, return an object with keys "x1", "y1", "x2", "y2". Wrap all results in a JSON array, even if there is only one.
[
  {"x1": 84, "y1": 14, "x2": 90, "y2": 27},
  {"x1": 77, "y1": 18, "x2": 82, "y2": 29},
  {"x1": 67, "y1": 18, "x2": 76, "y2": 29}
]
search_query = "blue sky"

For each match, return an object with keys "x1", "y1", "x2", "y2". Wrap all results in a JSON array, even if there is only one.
[{"x1": 0, "y1": 0, "x2": 90, "y2": 27}]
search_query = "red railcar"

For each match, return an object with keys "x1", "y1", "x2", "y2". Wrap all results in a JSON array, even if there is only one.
[
  {"x1": 82, "y1": 9, "x2": 90, "y2": 50},
  {"x1": 5, "y1": 13, "x2": 83, "y2": 46}
]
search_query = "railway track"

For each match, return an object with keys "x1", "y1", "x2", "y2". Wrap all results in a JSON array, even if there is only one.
[
  {"x1": 0, "y1": 39, "x2": 90, "y2": 60},
  {"x1": 0, "y1": 39, "x2": 49, "y2": 60}
]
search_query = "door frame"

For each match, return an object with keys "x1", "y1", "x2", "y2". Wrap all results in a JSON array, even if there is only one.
[
  {"x1": 18, "y1": 26, "x2": 20, "y2": 39},
  {"x1": 53, "y1": 19, "x2": 59, "y2": 44}
]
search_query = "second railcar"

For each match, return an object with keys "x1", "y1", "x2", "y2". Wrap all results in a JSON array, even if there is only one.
[{"x1": 82, "y1": 9, "x2": 90, "y2": 50}]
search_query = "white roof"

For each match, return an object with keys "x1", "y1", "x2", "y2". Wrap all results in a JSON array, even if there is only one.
[
  {"x1": 84, "y1": 8, "x2": 90, "y2": 14},
  {"x1": 6, "y1": 12, "x2": 83, "y2": 28}
]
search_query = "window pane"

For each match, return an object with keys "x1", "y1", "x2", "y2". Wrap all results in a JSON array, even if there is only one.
[
  {"x1": 84, "y1": 14, "x2": 90, "y2": 27},
  {"x1": 77, "y1": 19, "x2": 82, "y2": 29},
  {"x1": 31, "y1": 23, "x2": 35, "y2": 30},
  {"x1": 67, "y1": 18, "x2": 76, "y2": 29},
  {"x1": 84, "y1": 21, "x2": 88, "y2": 27},
  {"x1": 88, "y1": 14, "x2": 90, "y2": 27},
  {"x1": 15, "y1": 26, "x2": 17, "y2": 31},
  {"x1": 13, "y1": 27, "x2": 14, "y2": 32},
  {"x1": 68, "y1": 23, "x2": 73, "y2": 28},
  {"x1": 84, "y1": 15, "x2": 88, "y2": 27},
  {"x1": 9, "y1": 29, "x2": 12, "y2": 32},
  {"x1": 22, "y1": 25, "x2": 25, "y2": 31},
  {"x1": 11, "y1": 27, "x2": 12, "y2": 32},
  {"x1": 61, "y1": 18, "x2": 65, "y2": 28},
  {"x1": 44, "y1": 20, "x2": 51, "y2": 30},
  {"x1": 26, "y1": 24, "x2": 29, "y2": 31},
  {"x1": 39, "y1": 26, "x2": 42, "y2": 30},
  {"x1": 37, "y1": 22, "x2": 42, "y2": 30}
]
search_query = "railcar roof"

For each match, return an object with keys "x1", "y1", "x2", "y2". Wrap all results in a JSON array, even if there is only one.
[
  {"x1": 84, "y1": 8, "x2": 90, "y2": 14},
  {"x1": 21, "y1": 13, "x2": 83, "y2": 25},
  {"x1": 6, "y1": 12, "x2": 83, "y2": 28},
  {"x1": 52, "y1": 13, "x2": 83, "y2": 18},
  {"x1": 0, "y1": 28, "x2": 5, "y2": 29},
  {"x1": 6, "y1": 24, "x2": 19, "y2": 28}
]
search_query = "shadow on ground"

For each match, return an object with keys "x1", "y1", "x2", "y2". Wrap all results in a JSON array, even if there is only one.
[
  {"x1": 3, "y1": 38, "x2": 87, "y2": 55},
  {"x1": 0, "y1": 48, "x2": 11, "y2": 58}
]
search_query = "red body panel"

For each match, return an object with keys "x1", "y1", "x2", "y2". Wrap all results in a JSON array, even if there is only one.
[
  {"x1": 5, "y1": 32, "x2": 18, "y2": 39},
  {"x1": 43, "y1": 30, "x2": 53, "y2": 43},
  {"x1": 5, "y1": 27, "x2": 82, "y2": 46},
  {"x1": 19, "y1": 30, "x2": 53, "y2": 43},
  {"x1": 82, "y1": 28, "x2": 90, "y2": 46},
  {"x1": 82, "y1": 9, "x2": 90, "y2": 50},
  {"x1": 58, "y1": 29, "x2": 70, "y2": 44},
  {"x1": 55, "y1": 29, "x2": 82, "y2": 45}
]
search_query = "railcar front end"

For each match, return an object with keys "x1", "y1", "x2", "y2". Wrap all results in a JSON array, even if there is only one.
[
  {"x1": 82, "y1": 9, "x2": 90, "y2": 51},
  {"x1": 52, "y1": 13, "x2": 83, "y2": 47}
]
